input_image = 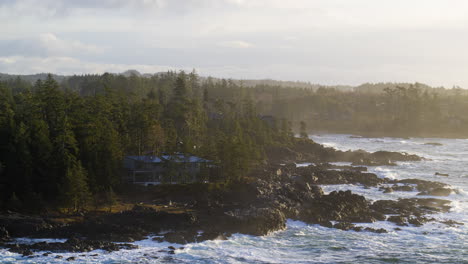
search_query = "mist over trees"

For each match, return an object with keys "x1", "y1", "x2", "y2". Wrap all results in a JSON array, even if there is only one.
[{"x1": 261, "y1": 83, "x2": 468, "y2": 137}]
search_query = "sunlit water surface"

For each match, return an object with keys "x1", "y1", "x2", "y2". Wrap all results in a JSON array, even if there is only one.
[{"x1": 1, "y1": 134, "x2": 467, "y2": 263}]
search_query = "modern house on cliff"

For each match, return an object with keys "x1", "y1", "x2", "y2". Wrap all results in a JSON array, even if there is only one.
[{"x1": 123, "y1": 153, "x2": 212, "y2": 185}]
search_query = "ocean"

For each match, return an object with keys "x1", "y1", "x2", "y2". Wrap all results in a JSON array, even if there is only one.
[{"x1": 1, "y1": 134, "x2": 467, "y2": 263}]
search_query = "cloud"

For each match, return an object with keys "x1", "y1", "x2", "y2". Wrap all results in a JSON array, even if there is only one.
[
  {"x1": 0, "y1": 34, "x2": 103, "y2": 58},
  {"x1": 0, "y1": 56, "x2": 182, "y2": 75},
  {"x1": 1, "y1": 0, "x2": 468, "y2": 87},
  {"x1": 38, "y1": 33, "x2": 103, "y2": 56},
  {"x1": 218, "y1": 40, "x2": 253, "y2": 49}
]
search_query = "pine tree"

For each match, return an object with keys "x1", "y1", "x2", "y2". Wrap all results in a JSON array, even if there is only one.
[
  {"x1": 63, "y1": 162, "x2": 91, "y2": 212},
  {"x1": 299, "y1": 121, "x2": 308, "y2": 138}
]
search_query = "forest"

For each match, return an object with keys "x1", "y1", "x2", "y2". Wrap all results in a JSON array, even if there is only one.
[
  {"x1": 255, "y1": 82, "x2": 468, "y2": 138},
  {"x1": 0, "y1": 72, "x2": 296, "y2": 212},
  {"x1": 1, "y1": 71, "x2": 468, "y2": 212}
]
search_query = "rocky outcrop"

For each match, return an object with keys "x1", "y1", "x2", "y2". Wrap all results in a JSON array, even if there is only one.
[
  {"x1": 39, "y1": 206, "x2": 197, "y2": 242},
  {"x1": 266, "y1": 138, "x2": 423, "y2": 165},
  {"x1": 221, "y1": 207, "x2": 286, "y2": 236},
  {"x1": 0, "y1": 212, "x2": 57, "y2": 238},
  {"x1": 371, "y1": 198, "x2": 451, "y2": 216},
  {"x1": 295, "y1": 165, "x2": 384, "y2": 187},
  {"x1": 0, "y1": 137, "x2": 456, "y2": 255},
  {"x1": 424, "y1": 142, "x2": 443, "y2": 146},
  {"x1": 389, "y1": 179, "x2": 454, "y2": 196},
  {"x1": 299, "y1": 190, "x2": 383, "y2": 224},
  {"x1": 5, "y1": 238, "x2": 137, "y2": 256},
  {"x1": 418, "y1": 188, "x2": 453, "y2": 196}
]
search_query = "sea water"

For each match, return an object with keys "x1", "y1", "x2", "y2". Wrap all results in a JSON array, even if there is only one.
[{"x1": 1, "y1": 134, "x2": 467, "y2": 263}]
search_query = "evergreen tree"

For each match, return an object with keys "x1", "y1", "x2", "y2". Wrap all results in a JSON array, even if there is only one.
[
  {"x1": 63, "y1": 162, "x2": 91, "y2": 212},
  {"x1": 299, "y1": 121, "x2": 308, "y2": 138}
]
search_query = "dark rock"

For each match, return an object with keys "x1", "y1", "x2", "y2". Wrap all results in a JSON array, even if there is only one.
[
  {"x1": 387, "y1": 216, "x2": 408, "y2": 226},
  {"x1": 424, "y1": 142, "x2": 442, "y2": 146},
  {"x1": 21, "y1": 249, "x2": 34, "y2": 256},
  {"x1": 408, "y1": 217, "x2": 431, "y2": 227},
  {"x1": 221, "y1": 207, "x2": 286, "y2": 236},
  {"x1": 296, "y1": 166, "x2": 384, "y2": 187},
  {"x1": 319, "y1": 221, "x2": 334, "y2": 228},
  {"x1": 198, "y1": 231, "x2": 228, "y2": 241},
  {"x1": 168, "y1": 246, "x2": 176, "y2": 250},
  {"x1": 55, "y1": 255, "x2": 63, "y2": 259},
  {"x1": 383, "y1": 187, "x2": 393, "y2": 193},
  {"x1": 394, "y1": 179, "x2": 448, "y2": 192},
  {"x1": 163, "y1": 231, "x2": 197, "y2": 244},
  {"x1": 418, "y1": 188, "x2": 452, "y2": 196},
  {"x1": 364, "y1": 227, "x2": 388, "y2": 233},
  {"x1": 66, "y1": 256, "x2": 76, "y2": 261},
  {"x1": 435, "y1": 172, "x2": 449, "y2": 177},
  {"x1": 372, "y1": 198, "x2": 451, "y2": 215},
  {"x1": 334, "y1": 222, "x2": 355, "y2": 231},
  {"x1": 5, "y1": 238, "x2": 137, "y2": 255},
  {"x1": 392, "y1": 185, "x2": 414, "y2": 192},
  {"x1": 352, "y1": 226, "x2": 363, "y2": 232},
  {"x1": 351, "y1": 159, "x2": 397, "y2": 166},
  {"x1": 0, "y1": 213, "x2": 57, "y2": 238},
  {"x1": 441, "y1": 220, "x2": 464, "y2": 227},
  {"x1": 300, "y1": 190, "x2": 376, "y2": 224},
  {"x1": 0, "y1": 226, "x2": 9, "y2": 242}
]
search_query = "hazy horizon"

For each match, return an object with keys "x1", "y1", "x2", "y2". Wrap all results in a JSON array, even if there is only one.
[{"x1": 2, "y1": 0, "x2": 468, "y2": 87}]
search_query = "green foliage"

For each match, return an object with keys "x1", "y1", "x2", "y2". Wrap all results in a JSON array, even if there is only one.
[
  {"x1": 63, "y1": 162, "x2": 92, "y2": 212},
  {"x1": 0, "y1": 71, "x2": 296, "y2": 210}
]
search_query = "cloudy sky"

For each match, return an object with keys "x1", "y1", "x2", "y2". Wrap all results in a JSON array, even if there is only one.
[{"x1": 1, "y1": 0, "x2": 468, "y2": 87}]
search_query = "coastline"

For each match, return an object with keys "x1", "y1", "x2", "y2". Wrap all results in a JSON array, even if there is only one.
[
  {"x1": 308, "y1": 129, "x2": 468, "y2": 140},
  {"x1": 0, "y1": 137, "x2": 463, "y2": 259}
]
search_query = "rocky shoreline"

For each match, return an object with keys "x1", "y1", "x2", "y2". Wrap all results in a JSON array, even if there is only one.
[{"x1": 0, "y1": 139, "x2": 463, "y2": 259}]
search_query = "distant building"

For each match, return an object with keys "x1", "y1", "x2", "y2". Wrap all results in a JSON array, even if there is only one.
[{"x1": 123, "y1": 153, "x2": 212, "y2": 186}]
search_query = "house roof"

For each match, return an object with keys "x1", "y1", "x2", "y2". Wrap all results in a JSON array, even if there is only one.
[
  {"x1": 126, "y1": 156, "x2": 163, "y2": 163},
  {"x1": 126, "y1": 153, "x2": 211, "y2": 163}
]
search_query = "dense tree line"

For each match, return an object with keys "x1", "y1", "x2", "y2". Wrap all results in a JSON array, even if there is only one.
[
  {"x1": 252, "y1": 83, "x2": 468, "y2": 138},
  {"x1": 0, "y1": 72, "x2": 294, "y2": 212},
  {"x1": 2, "y1": 71, "x2": 467, "y2": 212}
]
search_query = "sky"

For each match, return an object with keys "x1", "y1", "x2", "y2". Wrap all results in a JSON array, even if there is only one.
[{"x1": 1, "y1": 0, "x2": 468, "y2": 87}]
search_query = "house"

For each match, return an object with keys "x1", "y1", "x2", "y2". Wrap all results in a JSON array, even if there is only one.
[{"x1": 123, "y1": 153, "x2": 212, "y2": 186}]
